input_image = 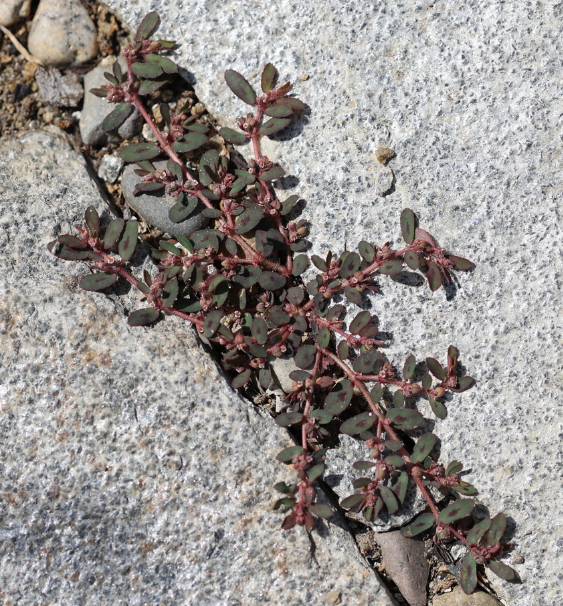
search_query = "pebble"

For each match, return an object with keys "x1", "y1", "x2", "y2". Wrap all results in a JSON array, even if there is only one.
[
  {"x1": 98, "y1": 154, "x2": 124, "y2": 184},
  {"x1": 35, "y1": 66, "x2": 83, "y2": 107},
  {"x1": 375, "y1": 147, "x2": 395, "y2": 164},
  {"x1": 80, "y1": 57, "x2": 143, "y2": 146},
  {"x1": 432, "y1": 587, "x2": 503, "y2": 606},
  {"x1": 121, "y1": 161, "x2": 207, "y2": 238},
  {"x1": 323, "y1": 590, "x2": 341, "y2": 605},
  {"x1": 375, "y1": 165, "x2": 394, "y2": 196},
  {"x1": 0, "y1": 0, "x2": 31, "y2": 26}
]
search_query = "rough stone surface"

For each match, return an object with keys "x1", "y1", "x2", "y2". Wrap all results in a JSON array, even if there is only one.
[
  {"x1": 122, "y1": 161, "x2": 207, "y2": 238},
  {"x1": 374, "y1": 531, "x2": 428, "y2": 606},
  {"x1": 80, "y1": 56, "x2": 143, "y2": 146},
  {"x1": 101, "y1": 3, "x2": 563, "y2": 604},
  {"x1": 27, "y1": 0, "x2": 98, "y2": 66},
  {"x1": 431, "y1": 587, "x2": 502, "y2": 606},
  {"x1": 98, "y1": 153, "x2": 124, "y2": 184},
  {"x1": 0, "y1": 127, "x2": 396, "y2": 606},
  {"x1": 324, "y1": 435, "x2": 441, "y2": 532},
  {"x1": 0, "y1": 0, "x2": 31, "y2": 26},
  {"x1": 35, "y1": 66, "x2": 84, "y2": 108}
]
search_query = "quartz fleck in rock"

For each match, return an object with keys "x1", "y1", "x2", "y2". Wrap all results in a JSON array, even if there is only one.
[
  {"x1": 27, "y1": 0, "x2": 98, "y2": 66},
  {"x1": 0, "y1": 0, "x2": 31, "y2": 26},
  {"x1": 80, "y1": 57, "x2": 143, "y2": 146}
]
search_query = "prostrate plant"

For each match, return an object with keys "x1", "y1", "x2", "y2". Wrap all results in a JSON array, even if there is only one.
[{"x1": 49, "y1": 12, "x2": 515, "y2": 595}]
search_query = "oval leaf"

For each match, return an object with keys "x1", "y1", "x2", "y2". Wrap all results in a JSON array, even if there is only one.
[
  {"x1": 340, "y1": 494, "x2": 365, "y2": 510},
  {"x1": 309, "y1": 503, "x2": 332, "y2": 519},
  {"x1": 487, "y1": 560, "x2": 515, "y2": 581},
  {"x1": 386, "y1": 408, "x2": 424, "y2": 430},
  {"x1": 135, "y1": 11, "x2": 160, "y2": 41},
  {"x1": 219, "y1": 127, "x2": 247, "y2": 144},
  {"x1": 411, "y1": 433, "x2": 437, "y2": 464},
  {"x1": 265, "y1": 104, "x2": 293, "y2": 117},
  {"x1": 261, "y1": 63, "x2": 276, "y2": 92},
  {"x1": 275, "y1": 411, "x2": 303, "y2": 427},
  {"x1": 128, "y1": 307, "x2": 159, "y2": 326},
  {"x1": 324, "y1": 379, "x2": 353, "y2": 415},
  {"x1": 258, "y1": 271, "x2": 285, "y2": 290},
  {"x1": 103, "y1": 218, "x2": 125, "y2": 249},
  {"x1": 121, "y1": 143, "x2": 161, "y2": 162},
  {"x1": 349, "y1": 311, "x2": 371, "y2": 334},
  {"x1": 171, "y1": 132, "x2": 208, "y2": 153},
  {"x1": 235, "y1": 207, "x2": 263, "y2": 234},
  {"x1": 79, "y1": 272, "x2": 118, "y2": 291},
  {"x1": 379, "y1": 486, "x2": 399, "y2": 514},
  {"x1": 426, "y1": 261, "x2": 442, "y2": 291},
  {"x1": 295, "y1": 344, "x2": 316, "y2": 370},
  {"x1": 203, "y1": 310, "x2": 224, "y2": 338},
  {"x1": 224, "y1": 69, "x2": 256, "y2": 105},
  {"x1": 260, "y1": 117, "x2": 291, "y2": 136},
  {"x1": 131, "y1": 61, "x2": 163, "y2": 79},
  {"x1": 404, "y1": 250, "x2": 419, "y2": 270},
  {"x1": 400, "y1": 208, "x2": 416, "y2": 243},
  {"x1": 379, "y1": 259, "x2": 403, "y2": 276},
  {"x1": 102, "y1": 103, "x2": 134, "y2": 132},
  {"x1": 340, "y1": 251, "x2": 361, "y2": 279},
  {"x1": 340, "y1": 412, "x2": 375, "y2": 436},
  {"x1": 292, "y1": 254, "x2": 310, "y2": 276},
  {"x1": 118, "y1": 220, "x2": 138, "y2": 261},
  {"x1": 460, "y1": 553, "x2": 478, "y2": 595},
  {"x1": 232, "y1": 368, "x2": 252, "y2": 389},
  {"x1": 426, "y1": 357, "x2": 445, "y2": 380},
  {"x1": 276, "y1": 445, "x2": 304, "y2": 462},
  {"x1": 403, "y1": 355, "x2": 416, "y2": 380},
  {"x1": 401, "y1": 513, "x2": 435, "y2": 538},
  {"x1": 438, "y1": 499, "x2": 475, "y2": 524}
]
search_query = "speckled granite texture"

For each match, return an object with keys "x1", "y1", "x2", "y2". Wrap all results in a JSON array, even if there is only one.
[
  {"x1": 101, "y1": 2, "x2": 563, "y2": 604},
  {"x1": 0, "y1": 128, "x2": 395, "y2": 605}
]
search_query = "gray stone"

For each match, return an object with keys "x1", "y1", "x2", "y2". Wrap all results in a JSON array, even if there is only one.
[
  {"x1": 80, "y1": 56, "x2": 144, "y2": 146},
  {"x1": 0, "y1": 126, "x2": 396, "y2": 606},
  {"x1": 0, "y1": 0, "x2": 31, "y2": 26},
  {"x1": 431, "y1": 587, "x2": 502, "y2": 606},
  {"x1": 122, "y1": 161, "x2": 207, "y2": 238},
  {"x1": 98, "y1": 153, "x2": 124, "y2": 184},
  {"x1": 27, "y1": 0, "x2": 98, "y2": 66},
  {"x1": 375, "y1": 531, "x2": 428, "y2": 606},
  {"x1": 324, "y1": 435, "x2": 441, "y2": 532},
  {"x1": 100, "y1": 3, "x2": 563, "y2": 604},
  {"x1": 35, "y1": 66, "x2": 84, "y2": 108}
]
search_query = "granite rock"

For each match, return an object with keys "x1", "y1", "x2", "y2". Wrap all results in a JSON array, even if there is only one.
[
  {"x1": 431, "y1": 587, "x2": 502, "y2": 606},
  {"x1": 80, "y1": 56, "x2": 143, "y2": 146},
  {"x1": 121, "y1": 161, "x2": 207, "y2": 237},
  {"x1": 101, "y1": 3, "x2": 563, "y2": 604},
  {"x1": 0, "y1": 0, "x2": 31, "y2": 26},
  {"x1": 27, "y1": 0, "x2": 98, "y2": 66},
  {"x1": 0, "y1": 127, "x2": 395, "y2": 606},
  {"x1": 35, "y1": 66, "x2": 84, "y2": 108}
]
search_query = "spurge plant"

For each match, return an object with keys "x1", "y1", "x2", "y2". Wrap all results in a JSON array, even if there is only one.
[{"x1": 49, "y1": 12, "x2": 516, "y2": 595}]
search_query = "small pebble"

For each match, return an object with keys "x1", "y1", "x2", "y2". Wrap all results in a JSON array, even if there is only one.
[
  {"x1": 511, "y1": 552, "x2": 525, "y2": 564},
  {"x1": 42, "y1": 111, "x2": 54, "y2": 124},
  {"x1": 300, "y1": 73, "x2": 309, "y2": 81},
  {"x1": 28, "y1": 0, "x2": 98, "y2": 66},
  {"x1": 432, "y1": 586, "x2": 502, "y2": 606},
  {"x1": 98, "y1": 154, "x2": 124, "y2": 184},
  {"x1": 322, "y1": 590, "x2": 341, "y2": 605},
  {"x1": 35, "y1": 66, "x2": 84, "y2": 107},
  {"x1": 375, "y1": 166, "x2": 394, "y2": 196},
  {"x1": 142, "y1": 123, "x2": 158, "y2": 142},
  {"x1": 0, "y1": 0, "x2": 32, "y2": 26},
  {"x1": 376, "y1": 147, "x2": 395, "y2": 164}
]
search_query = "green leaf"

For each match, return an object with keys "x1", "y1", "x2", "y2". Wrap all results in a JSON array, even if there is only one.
[
  {"x1": 324, "y1": 379, "x2": 353, "y2": 415},
  {"x1": 48, "y1": 242, "x2": 88, "y2": 260},
  {"x1": 307, "y1": 464, "x2": 325, "y2": 483},
  {"x1": 138, "y1": 75, "x2": 169, "y2": 95},
  {"x1": 268, "y1": 306, "x2": 290, "y2": 326},
  {"x1": 438, "y1": 499, "x2": 475, "y2": 524},
  {"x1": 128, "y1": 307, "x2": 159, "y2": 326},
  {"x1": 448, "y1": 255, "x2": 473, "y2": 271},
  {"x1": 411, "y1": 433, "x2": 437, "y2": 464},
  {"x1": 292, "y1": 254, "x2": 310, "y2": 276},
  {"x1": 487, "y1": 560, "x2": 515, "y2": 581},
  {"x1": 58, "y1": 235, "x2": 87, "y2": 249},
  {"x1": 286, "y1": 286, "x2": 305, "y2": 304},
  {"x1": 171, "y1": 132, "x2": 208, "y2": 153},
  {"x1": 251, "y1": 316, "x2": 268, "y2": 344},
  {"x1": 340, "y1": 412, "x2": 375, "y2": 436},
  {"x1": 403, "y1": 355, "x2": 416, "y2": 380},
  {"x1": 310, "y1": 410, "x2": 332, "y2": 424},
  {"x1": 383, "y1": 439, "x2": 403, "y2": 451},
  {"x1": 234, "y1": 265, "x2": 262, "y2": 289},
  {"x1": 404, "y1": 250, "x2": 419, "y2": 270},
  {"x1": 401, "y1": 513, "x2": 435, "y2": 537},
  {"x1": 102, "y1": 218, "x2": 125, "y2": 249},
  {"x1": 186, "y1": 122, "x2": 209, "y2": 133},
  {"x1": 451, "y1": 482, "x2": 477, "y2": 496},
  {"x1": 393, "y1": 472, "x2": 409, "y2": 504},
  {"x1": 145, "y1": 53, "x2": 178, "y2": 74},
  {"x1": 274, "y1": 481, "x2": 295, "y2": 495},
  {"x1": 400, "y1": 208, "x2": 416, "y2": 243},
  {"x1": 135, "y1": 11, "x2": 160, "y2": 41},
  {"x1": 337, "y1": 341, "x2": 349, "y2": 360},
  {"x1": 316, "y1": 326, "x2": 330, "y2": 349},
  {"x1": 371, "y1": 384, "x2": 383, "y2": 402},
  {"x1": 224, "y1": 69, "x2": 256, "y2": 105},
  {"x1": 131, "y1": 61, "x2": 163, "y2": 79},
  {"x1": 446, "y1": 461, "x2": 463, "y2": 476},
  {"x1": 349, "y1": 311, "x2": 371, "y2": 334},
  {"x1": 352, "y1": 460, "x2": 375, "y2": 470},
  {"x1": 134, "y1": 182, "x2": 165, "y2": 195},
  {"x1": 309, "y1": 503, "x2": 332, "y2": 519},
  {"x1": 232, "y1": 368, "x2": 252, "y2": 388},
  {"x1": 340, "y1": 494, "x2": 365, "y2": 510},
  {"x1": 276, "y1": 446, "x2": 304, "y2": 462},
  {"x1": 275, "y1": 411, "x2": 303, "y2": 427},
  {"x1": 295, "y1": 344, "x2": 316, "y2": 369},
  {"x1": 426, "y1": 357, "x2": 446, "y2": 380},
  {"x1": 274, "y1": 498, "x2": 296, "y2": 511},
  {"x1": 452, "y1": 376, "x2": 475, "y2": 392},
  {"x1": 79, "y1": 272, "x2": 118, "y2": 291},
  {"x1": 169, "y1": 197, "x2": 198, "y2": 223},
  {"x1": 277, "y1": 97, "x2": 305, "y2": 110},
  {"x1": 260, "y1": 117, "x2": 291, "y2": 136},
  {"x1": 386, "y1": 408, "x2": 424, "y2": 430},
  {"x1": 219, "y1": 127, "x2": 247, "y2": 144},
  {"x1": 118, "y1": 220, "x2": 138, "y2": 261},
  {"x1": 102, "y1": 103, "x2": 133, "y2": 132},
  {"x1": 422, "y1": 373, "x2": 433, "y2": 390},
  {"x1": 192, "y1": 229, "x2": 222, "y2": 251},
  {"x1": 235, "y1": 207, "x2": 263, "y2": 234},
  {"x1": 85, "y1": 205, "x2": 99, "y2": 237},
  {"x1": 281, "y1": 195, "x2": 299, "y2": 215},
  {"x1": 485, "y1": 512, "x2": 507, "y2": 546},
  {"x1": 259, "y1": 367, "x2": 272, "y2": 389},
  {"x1": 265, "y1": 104, "x2": 293, "y2": 118},
  {"x1": 203, "y1": 310, "x2": 224, "y2": 338},
  {"x1": 379, "y1": 259, "x2": 403, "y2": 276},
  {"x1": 428, "y1": 398, "x2": 447, "y2": 420},
  {"x1": 258, "y1": 271, "x2": 285, "y2": 290},
  {"x1": 89, "y1": 87, "x2": 108, "y2": 98},
  {"x1": 261, "y1": 63, "x2": 276, "y2": 92},
  {"x1": 353, "y1": 350, "x2": 383, "y2": 375},
  {"x1": 384, "y1": 455, "x2": 405, "y2": 468},
  {"x1": 460, "y1": 553, "x2": 478, "y2": 594},
  {"x1": 380, "y1": 486, "x2": 399, "y2": 514},
  {"x1": 358, "y1": 241, "x2": 375, "y2": 262},
  {"x1": 426, "y1": 261, "x2": 442, "y2": 291},
  {"x1": 466, "y1": 518, "x2": 491, "y2": 546},
  {"x1": 121, "y1": 143, "x2": 161, "y2": 162},
  {"x1": 261, "y1": 166, "x2": 285, "y2": 181},
  {"x1": 161, "y1": 278, "x2": 179, "y2": 307},
  {"x1": 340, "y1": 251, "x2": 360, "y2": 278},
  {"x1": 311, "y1": 255, "x2": 327, "y2": 272}
]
